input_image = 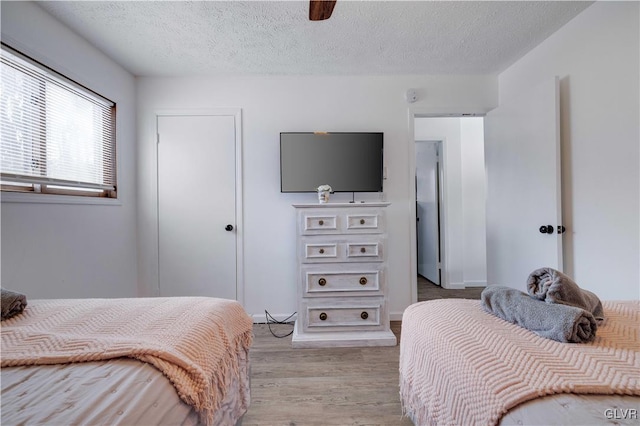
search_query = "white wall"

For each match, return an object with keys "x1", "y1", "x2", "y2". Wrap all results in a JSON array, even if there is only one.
[
  {"x1": 499, "y1": 1, "x2": 639, "y2": 299},
  {"x1": 137, "y1": 76, "x2": 497, "y2": 319},
  {"x1": 0, "y1": 2, "x2": 138, "y2": 298},
  {"x1": 414, "y1": 118, "x2": 487, "y2": 289},
  {"x1": 460, "y1": 118, "x2": 487, "y2": 286}
]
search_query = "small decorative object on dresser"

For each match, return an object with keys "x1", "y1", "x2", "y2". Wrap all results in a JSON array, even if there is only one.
[
  {"x1": 291, "y1": 202, "x2": 397, "y2": 348},
  {"x1": 316, "y1": 184, "x2": 332, "y2": 204}
]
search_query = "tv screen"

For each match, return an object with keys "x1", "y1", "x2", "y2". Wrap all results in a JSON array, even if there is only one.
[{"x1": 280, "y1": 132, "x2": 383, "y2": 193}]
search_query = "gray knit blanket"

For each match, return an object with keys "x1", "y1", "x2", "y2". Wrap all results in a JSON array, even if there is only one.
[
  {"x1": 481, "y1": 286, "x2": 597, "y2": 343},
  {"x1": 1, "y1": 288, "x2": 27, "y2": 321},
  {"x1": 527, "y1": 267, "x2": 604, "y2": 321}
]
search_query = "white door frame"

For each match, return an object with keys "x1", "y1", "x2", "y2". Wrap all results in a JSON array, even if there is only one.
[
  {"x1": 155, "y1": 108, "x2": 244, "y2": 304},
  {"x1": 407, "y1": 108, "x2": 490, "y2": 304}
]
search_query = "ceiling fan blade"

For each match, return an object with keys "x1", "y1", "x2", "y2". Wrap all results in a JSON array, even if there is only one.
[{"x1": 309, "y1": 0, "x2": 336, "y2": 21}]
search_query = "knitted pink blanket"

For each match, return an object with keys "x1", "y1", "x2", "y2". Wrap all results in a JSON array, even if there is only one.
[
  {"x1": 1, "y1": 297, "x2": 254, "y2": 425},
  {"x1": 399, "y1": 299, "x2": 639, "y2": 425}
]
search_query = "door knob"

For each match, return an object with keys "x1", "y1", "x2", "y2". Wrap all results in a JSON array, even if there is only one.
[
  {"x1": 539, "y1": 225, "x2": 554, "y2": 234},
  {"x1": 225, "y1": 224, "x2": 234, "y2": 231}
]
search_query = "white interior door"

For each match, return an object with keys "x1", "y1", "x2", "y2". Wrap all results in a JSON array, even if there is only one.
[
  {"x1": 484, "y1": 77, "x2": 562, "y2": 288},
  {"x1": 157, "y1": 114, "x2": 237, "y2": 299}
]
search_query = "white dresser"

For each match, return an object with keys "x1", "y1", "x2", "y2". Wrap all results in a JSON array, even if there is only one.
[{"x1": 291, "y1": 202, "x2": 397, "y2": 348}]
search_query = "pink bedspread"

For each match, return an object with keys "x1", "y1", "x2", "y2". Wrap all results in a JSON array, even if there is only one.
[
  {"x1": 1, "y1": 297, "x2": 253, "y2": 425},
  {"x1": 399, "y1": 299, "x2": 639, "y2": 425}
]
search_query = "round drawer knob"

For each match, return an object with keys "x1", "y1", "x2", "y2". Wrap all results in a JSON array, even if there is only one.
[
  {"x1": 318, "y1": 278, "x2": 327, "y2": 286},
  {"x1": 361, "y1": 311, "x2": 369, "y2": 320},
  {"x1": 319, "y1": 312, "x2": 328, "y2": 321},
  {"x1": 319, "y1": 220, "x2": 324, "y2": 226},
  {"x1": 360, "y1": 247, "x2": 366, "y2": 253},
  {"x1": 319, "y1": 248, "x2": 325, "y2": 254},
  {"x1": 360, "y1": 219, "x2": 365, "y2": 225},
  {"x1": 359, "y1": 277, "x2": 368, "y2": 285}
]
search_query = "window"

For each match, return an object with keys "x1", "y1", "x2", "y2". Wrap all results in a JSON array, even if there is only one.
[{"x1": 0, "y1": 44, "x2": 116, "y2": 198}]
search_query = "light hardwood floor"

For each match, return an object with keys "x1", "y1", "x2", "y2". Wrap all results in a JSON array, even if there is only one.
[
  {"x1": 243, "y1": 278, "x2": 483, "y2": 425},
  {"x1": 242, "y1": 321, "x2": 412, "y2": 426},
  {"x1": 417, "y1": 274, "x2": 484, "y2": 302}
]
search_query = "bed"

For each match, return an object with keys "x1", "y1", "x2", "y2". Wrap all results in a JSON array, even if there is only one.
[
  {"x1": 399, "y1": 299, "x2": 640, "y2": 425},
  {"x1": 1, "y1": 296, "x2": 254, "y2": 426}
]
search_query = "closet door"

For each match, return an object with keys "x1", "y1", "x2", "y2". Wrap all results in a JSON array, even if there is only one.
[
  {"x1": 484, "y1": 77, "x2": 563, "y2": 288},
  {"x1": 157, "y1": 113, "x2": 238, "y2": 299}
]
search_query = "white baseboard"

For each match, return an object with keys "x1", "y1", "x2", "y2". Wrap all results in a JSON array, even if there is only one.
[
  {"x1": 390, "y1": 312, "x2": 404, "y2": 321},
  {"x1": 464, "y1": 280, "x2": 487, "y2": 287},
  {"x1": 445, "y1": 281, "x2": 487, "y2": 289},
  {"x1": 444, "y1": 282, "x2": 465, "y2": 290}
]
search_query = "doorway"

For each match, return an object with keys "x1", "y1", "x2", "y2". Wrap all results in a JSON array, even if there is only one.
[
  {"x1": 411, "y1": 115, "x2": 487, "y2": 302},
  {"x1": 410, "y1": 80, "x2": 562, "y2": 303},
  {"x1": 156, "y1": 110, "x2": 243, "y2": 301},
  {"x1": 416, "y1": 140, "x2": 443, "y2": 286}
]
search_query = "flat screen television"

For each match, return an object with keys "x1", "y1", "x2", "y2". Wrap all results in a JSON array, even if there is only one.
[{"x1": 280, "y1": 132, "x2": 383, "y2": 193}]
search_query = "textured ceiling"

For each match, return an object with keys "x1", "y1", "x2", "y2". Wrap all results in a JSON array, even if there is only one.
[{"x1": 36, "y1": 1, "x2": 593, "y2": 77}]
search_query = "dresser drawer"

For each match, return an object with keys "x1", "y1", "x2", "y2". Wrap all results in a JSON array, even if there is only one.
[
  {"x1": 303, "y1": 243, "x2": 338, "y2": 260},
  {"x1": 306, "y1": 304, "x2": 381, "y2": 328},
  {"x1": 298, "y1": 208, "x2": 385, "y2": 235},
  {"x1": 300, "y1": 236, "x2": 384, "y2": 263},
  {"x1": 346, "y1": 213, "x2": 380, "y2": 231},
  {"x1": 303, "y1": 214, "x2": 339, "y2": 233},
  {"x1": 302, "y1": 265, "x2": 383, "y2": 296},
  {"x1": 346, "y1": 242, "x2": 381, "y2": 260}
]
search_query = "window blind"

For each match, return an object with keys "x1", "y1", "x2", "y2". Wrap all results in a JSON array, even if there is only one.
[{"x1": 0, "y1": 44, "x2": 116, "y2": 196}]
